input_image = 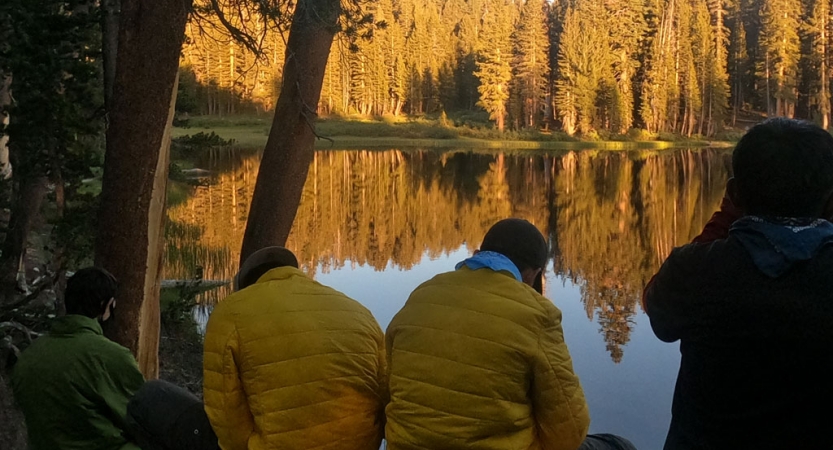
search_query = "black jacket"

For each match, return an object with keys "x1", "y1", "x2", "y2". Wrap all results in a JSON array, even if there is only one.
[
  {"x1": 645, "y1": 237, "x2": 833, "y2": 450},
  {"x1": 126, "y1": 380, "x2": 219, "y2": 450}
]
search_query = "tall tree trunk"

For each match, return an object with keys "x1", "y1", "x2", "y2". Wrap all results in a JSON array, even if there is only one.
[
  {"x1": 732, "y1": 49, "x2": 741, "y2": 126},
  {"x1": 101, "y1": 0, "x2": 120, "y2": 112},
  {"x1": 766, "y1": 53, "x2": 772, "y2": 116},
  {"x1": 239, "y1": 0, "x2": 342, "y2": 263},
  {"x1": 822, "y1": 9, "x2": 829, "y2": 129},
  {"x1": 50, "y1": 156, "x2": 68, "y2": 316},
  {"x1": 95, "y1": 0, "x2": 190, "y2": 378},
  {"x1": 0, "y1": 176, "x2": 48, "y2": 301},
  {"x1": 0, "y1": 73, "x2": 11, "y2": 293},
  {"x1": 0, "y1": 73, "x2": 12, "y2": 180},
  {"x1": 698, "y1": 66, "x2": 707, "y2": 136}
]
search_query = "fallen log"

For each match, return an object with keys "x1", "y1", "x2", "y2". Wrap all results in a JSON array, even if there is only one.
[{"x1": 159, "y1": 279, "x2": 228, "y2": 289}]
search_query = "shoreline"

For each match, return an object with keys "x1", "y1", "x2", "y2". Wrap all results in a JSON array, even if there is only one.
[
  {"x1": 171, "y1": 117, "x2": 736, "y2": 151},
  {"x1": 172, "y1": 128, "x2": 733, "y2": 151},
  {"x1": 308, "y1": 136, "x2": 731, "y2": 150}
]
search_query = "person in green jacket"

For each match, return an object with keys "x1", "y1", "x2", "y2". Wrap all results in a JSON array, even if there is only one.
[{"x1": 11, "y1": 267, "x2": 145, "y2": 450}]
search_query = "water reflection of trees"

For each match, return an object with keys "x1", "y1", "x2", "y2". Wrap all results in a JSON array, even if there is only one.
[
  {"x1": 164, "y1": 147, "x2": 731, "y2": 362},
  {"x1": 553, "y1": 150, "x2": 730, "y2": 361}
]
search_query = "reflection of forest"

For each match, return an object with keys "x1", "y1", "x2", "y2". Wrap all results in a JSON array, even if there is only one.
[{"x1": 165, "y1": 148, "x2": 731, "y2": 362}]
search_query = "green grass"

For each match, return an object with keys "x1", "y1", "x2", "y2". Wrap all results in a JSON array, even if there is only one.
[{"x1": 172, "y1": 114, "x2": 730, "y2": 150}]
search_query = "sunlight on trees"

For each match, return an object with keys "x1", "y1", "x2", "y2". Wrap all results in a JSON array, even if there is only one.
[{"x1": 180, "y1": 0, "x2": 833, "y2": 136}]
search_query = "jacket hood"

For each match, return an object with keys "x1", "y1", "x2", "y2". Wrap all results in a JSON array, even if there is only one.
[{"x1": 729, "y1": 216, "x2": 833, "y2": 277}]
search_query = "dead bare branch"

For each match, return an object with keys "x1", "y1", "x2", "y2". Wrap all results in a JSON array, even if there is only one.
[{"x1": 0, "y1": 321, "x2": 39, "y2": 343}]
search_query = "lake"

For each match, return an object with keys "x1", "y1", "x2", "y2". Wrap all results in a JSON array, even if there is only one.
[{"x1": 164, "y1": 146, "x2": 733, "y2": 450}]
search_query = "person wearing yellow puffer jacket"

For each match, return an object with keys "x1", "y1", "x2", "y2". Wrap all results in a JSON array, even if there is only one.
[
  {"x1": 203, "y1": 246, "x2": 387, "y2": 450},
  {"x1": 385, "y1": 219, "x2": 637, "y2": 450}
]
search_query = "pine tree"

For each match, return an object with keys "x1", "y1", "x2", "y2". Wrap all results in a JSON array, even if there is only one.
[
  {"x1": 475, "y1": 0, "x2": 514, "y2": 131},
  {"x1": 680, "y1": 0, "x2": 702, "y2": 136},
  {"x1": 807, "y1": 0, "x2": 831, "y2": 128},
  {"x1": 727, "y1": 1, "x2": 749, "y2": 125},
  {"x1": 380, "y1": 0, "x2": 407, "y2": 115},
  {"x1": 640, "y1": 0, "x2": 679, "y2": 133},
  {"x1": 704, "y1": 0, "x2": 730, "y2": 134},
  {"x1": 546, "y1": 0, "x2": 568, "y2": 127},
  {"x1": 321, "y1": 38, "x2": 344, "y2": 115},
  {"x1": 392, "y1": 53, "x2": 408, "y2": 114},
  {"x1": 692, "y1": 0, "x2": 712, "y2": 134},
  {"x1": 555, "y1": 1, "x2": 610, "y2": 135},
  {"x1": 438, "y1": 62, "x2": 458, "y2": 111},
  {"x1": 606, "y1": 0, "x2": 646, "y2": 133},
  {"x1": 512, "y1": 0, "x2": 550, "y2": 128},
  {"x1": 349, "y1": 45, "x2": 370, "y2": 114},
  {"x1": 456, "y1": 51, "x2": 481, "y2": 110},
  {"x1": 554, "y1": 8, "x2": 578, "y2": 135},
  {"x1": 760, "y1": 0, "x2": 802, "y2": 117},
  {"x1": 422, "y1": 67, "x2": 440, "y2": 112},
  {"x1": 402, "y1": 0, "x2": 427, "y2": 113}
]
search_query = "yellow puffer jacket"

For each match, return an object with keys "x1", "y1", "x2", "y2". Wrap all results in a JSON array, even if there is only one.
[
  {"x1": 385, "y1": 267, "x2": 590, "y2": 450},
  {"x1": 203, "y1": 267, "x2": 387, "y2": 450}
]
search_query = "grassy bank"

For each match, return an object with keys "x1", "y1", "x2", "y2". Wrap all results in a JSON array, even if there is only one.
[{"x1": 173, "y1": 114, "x2": 735, "y2": 150}]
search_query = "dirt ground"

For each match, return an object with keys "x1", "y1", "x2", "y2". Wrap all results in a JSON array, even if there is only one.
[{"x1": 158, "y1": 321, "x2": 204, "y2": 397}]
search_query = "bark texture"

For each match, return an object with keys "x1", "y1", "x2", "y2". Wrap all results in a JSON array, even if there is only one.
[
  {"x1": 95, "y1": 0, "x2": 190, "y2": 378},
  {"x1": 101, "y1": 0, "x2": 120, "y2": 112},
  {"x1": 239, "y1": 0, "x2": 342, "y2": 264},
  {"x1": 0, "y1": 73, "x2": 11, "y2": 180},
  {"x1": 0, "y1": 176, "x2": 48, "y2": 301}
]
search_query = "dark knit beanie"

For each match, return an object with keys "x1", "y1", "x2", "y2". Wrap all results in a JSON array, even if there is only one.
[{"x1": 480, "y1": 218, "x2": 548, "y2": 271}]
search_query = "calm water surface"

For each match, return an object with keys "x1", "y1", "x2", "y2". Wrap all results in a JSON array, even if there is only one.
[{"x1": 165, "y1": 147, "x2": 733, "y2": 449}]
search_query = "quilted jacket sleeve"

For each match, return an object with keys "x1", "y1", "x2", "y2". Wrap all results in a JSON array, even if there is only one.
[
  {"x1": 203, "y1": 314, "x2": 254, "y2": 450},
  {"x1": 531, "y1": 301, "x2": 590, "y2": 450}
]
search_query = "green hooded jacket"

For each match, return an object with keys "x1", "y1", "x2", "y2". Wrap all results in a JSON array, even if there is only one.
[{"x1": 11, "y1": 314, "x2": 145, "y2": 450}]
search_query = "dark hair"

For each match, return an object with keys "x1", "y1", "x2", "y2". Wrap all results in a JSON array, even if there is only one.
[
  {"x1": 733, "y1": 118, "x2": 833, "y2": 217},
  {"x1": 236, "y1": 247, "x2": 299, "y2": 290},
  {"x1": 480, "y1": 218, "x2": 548, "y2": 272},
  {"x1": 64, "y1": 267, "x2": 118, "y2": 318}
]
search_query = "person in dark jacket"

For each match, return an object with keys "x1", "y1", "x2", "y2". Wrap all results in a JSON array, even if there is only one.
[
  {"x1": 126, "y1": 379, "x2": 219, "y2": 450},
  {"x1": 11, "y1": 267, "x2": 145, "y2": 450},
  {"x1": 643, "y1": 118, "x2": 833, "y2": 449}
]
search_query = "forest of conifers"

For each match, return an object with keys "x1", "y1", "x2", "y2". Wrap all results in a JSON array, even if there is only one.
[{"x1": 181, "y1": 0, "x2": 831, "y2": 137}]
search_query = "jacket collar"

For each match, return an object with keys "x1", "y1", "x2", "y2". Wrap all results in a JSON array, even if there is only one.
[
  {"x1": 255, "y1": 266, "x2": 308, "y2": 284},
  {"x1": 455, "y1": 251, "x2": 523, "y2": 281},
  {"x1": 50, "y1": 314, "x2": 103, "y2": 337}
]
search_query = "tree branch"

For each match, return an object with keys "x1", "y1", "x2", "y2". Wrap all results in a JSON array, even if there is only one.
[{"x1": 296, "y1": 81, "x2": 334, "y2": 146}]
